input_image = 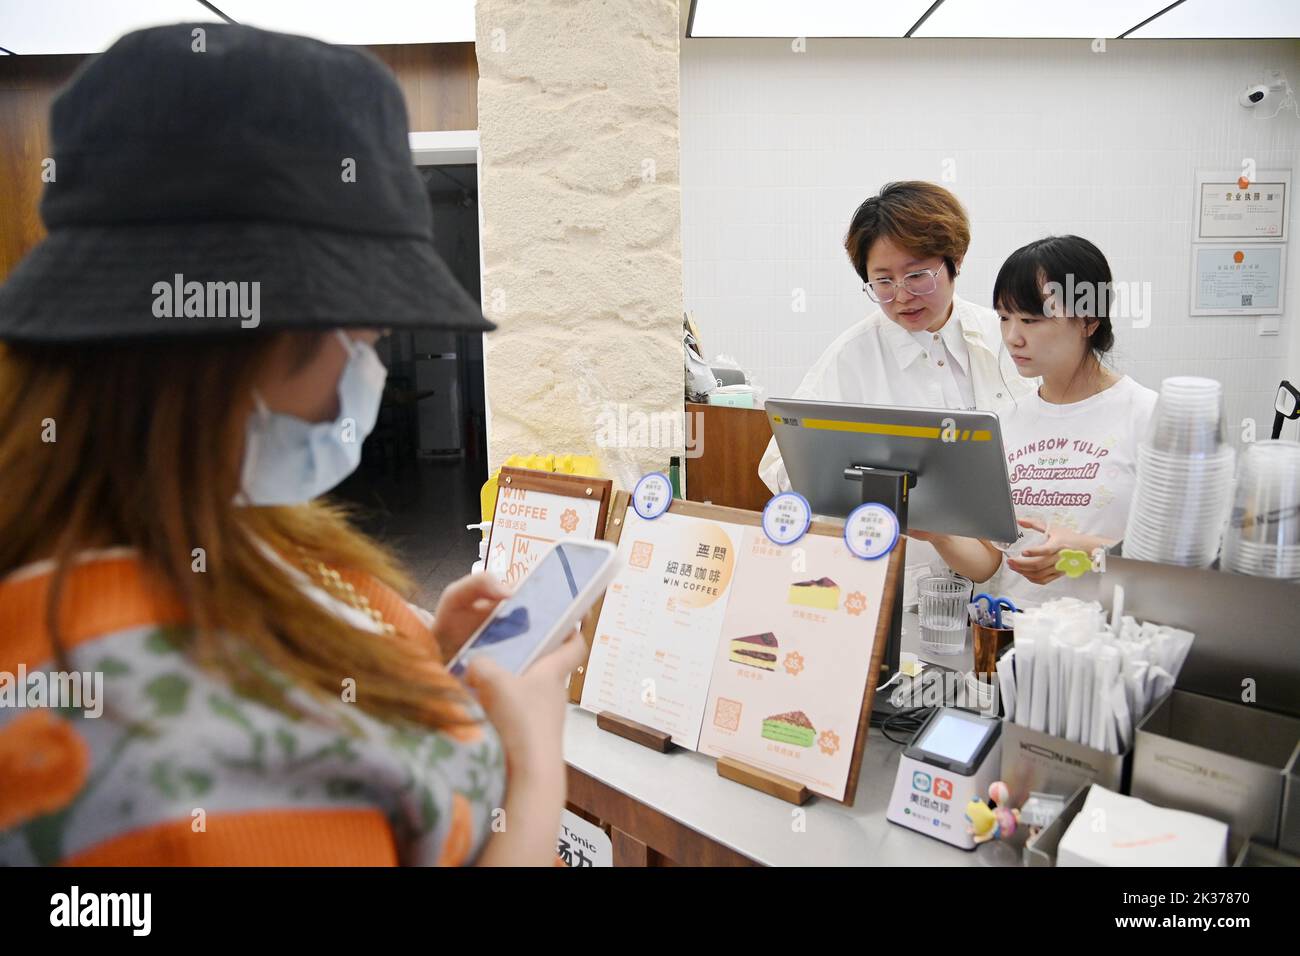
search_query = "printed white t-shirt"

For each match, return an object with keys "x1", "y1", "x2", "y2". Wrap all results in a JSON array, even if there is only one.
[{"x1": 991, "y1": 375, "x2": 1158, "y2": 609}]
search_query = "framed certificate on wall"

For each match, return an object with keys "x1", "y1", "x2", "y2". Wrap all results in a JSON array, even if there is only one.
[
  {"x1": 1194, "y1": 170, "x2": 1290, "y2": 242},
  {"x1": 1189, "y1": 244, "x2": 1286, "y2": 316}
]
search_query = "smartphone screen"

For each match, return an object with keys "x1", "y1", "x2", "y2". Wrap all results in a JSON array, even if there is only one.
[{"x1": 449, "y1": 543, "x2": 611, "y2": 677}]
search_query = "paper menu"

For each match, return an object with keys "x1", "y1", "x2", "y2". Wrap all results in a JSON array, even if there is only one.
[
  {"x1": 579, "y1": 510, "x2": 745, "y2": 749},
  {"x1": 487, "y1": 486, "x2": 603, "y2": 584},
  {"x1": 697, "y1": 527, "x2": 888, "y2": 800}
]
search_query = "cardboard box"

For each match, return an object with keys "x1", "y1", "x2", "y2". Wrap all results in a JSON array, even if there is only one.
[{"x1": 1133, "y1": 689, "x2": 1300, "y2": 857}]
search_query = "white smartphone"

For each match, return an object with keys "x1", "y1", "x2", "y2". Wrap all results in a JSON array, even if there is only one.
[{"x1": 448, "y1": 539, "x2": 619, "y2": 678}]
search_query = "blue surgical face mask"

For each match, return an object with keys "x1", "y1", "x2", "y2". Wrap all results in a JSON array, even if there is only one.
[{"x1": 239, "y1": 331, "x2": 388, "y2": 505}]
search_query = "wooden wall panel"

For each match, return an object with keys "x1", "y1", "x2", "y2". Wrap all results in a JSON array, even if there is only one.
[
  {"x1": 0, "y1": 56, "x2": 80, "y2": 279},
  {"x1": 0, "y1": 43, "x2": 477, "y2": 281},
  {"x1": 684, "y1": 402, "x2": 776, "y2": 512},
  {"x1": 366, "y1": 42, "x2": 478, "y2": 132}
]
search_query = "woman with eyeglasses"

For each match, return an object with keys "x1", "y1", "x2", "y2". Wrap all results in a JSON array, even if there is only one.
[
  {"x1": 759, "y1": 181, "x2": 1033, "y2": 493},
  {"x1": 758, "y1": 181, "x2": 1035, "y2": 582}
]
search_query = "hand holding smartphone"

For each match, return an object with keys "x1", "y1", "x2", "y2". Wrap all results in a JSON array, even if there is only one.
[{"x1": 447, "y1": 539, "x2": 618, "y2": 679}]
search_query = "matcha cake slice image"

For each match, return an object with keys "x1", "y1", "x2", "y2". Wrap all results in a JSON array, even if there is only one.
[
  {"x1": 761, "y1": 710, "x2": 816, "y2": 747},
  {"x1": 730, "y1": 632, "x2": 778, "y2": 670}
]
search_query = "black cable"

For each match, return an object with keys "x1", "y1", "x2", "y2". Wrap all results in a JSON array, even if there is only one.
[
  {"x1": 904, "y1": 1, "x2": 946, "y2": 38},
  {"x1": 193, "y1": 1, "x2": 237, "y2": 24},
  {"x1": 1119, "y1": 0, "x2": 1186, "y2": 39},
  {"x1": 877, "y1": 705, "x2": 932, "y2": 745}
]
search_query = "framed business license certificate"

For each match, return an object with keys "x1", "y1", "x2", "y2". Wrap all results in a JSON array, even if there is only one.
[
  {"x1": 1190, "y1": 244, "x2": 1285, "y2": 316},
  {"x1": 1194, "y1": 170, "x2": 1289, "y2": 242}
]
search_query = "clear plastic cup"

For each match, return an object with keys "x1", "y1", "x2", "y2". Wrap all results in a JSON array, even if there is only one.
[
  {"x1": 1124, "y1": 403, "x2": 1236, "y2": 567},
  {"x1": 1145, "y1": 377, "x2": 1228, "y2": 457},
  {"x1": 918, "y1": 573, "x2": 973, "y2": 656},
  {"x1": 1221, "y1": 440, "x2": 1300, "y2": 579}
]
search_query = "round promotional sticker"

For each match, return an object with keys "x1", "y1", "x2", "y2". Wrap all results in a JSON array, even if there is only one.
[
  {"x1": 761, "y1": 492, "x2": 812, "y2": 546},
  {"x1": 632, "y1": 472, "x2": 673, "y2": 520},
  {"x1": 844, "y1": 503, "x2": 899, "y2": 560}
]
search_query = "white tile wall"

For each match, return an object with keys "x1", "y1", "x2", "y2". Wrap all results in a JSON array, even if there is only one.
[{"x1": 681, "y1": 37, "x2": 1300, "y2": 443}]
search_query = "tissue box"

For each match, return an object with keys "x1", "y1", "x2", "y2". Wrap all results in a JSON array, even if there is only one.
[
  {"x1": 708, "y1": 386, "x2": 754, "y2": 408},
  {"x1": 1001, "y1": 719, "x2": 1130, "y2": 809},
  {"x1": 1133, "y1": 689, "x2": 1300, "y2": 857},
  {"x1": 1057, "y1": 786, "x2": 1228, "y2": 866}
]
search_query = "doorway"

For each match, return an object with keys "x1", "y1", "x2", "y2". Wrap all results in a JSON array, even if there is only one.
[{"x1": 335, "y1": 161, "x2": 487, "y2": 607}]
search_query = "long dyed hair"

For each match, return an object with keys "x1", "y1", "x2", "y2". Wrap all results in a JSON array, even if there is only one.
[{"x1": 0, "y1": 334, "x2": 472, "y2": 730}]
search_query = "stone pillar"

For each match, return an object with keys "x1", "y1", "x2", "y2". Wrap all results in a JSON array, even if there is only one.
[{"x1": 475, "y1": 0, "x2": 684, "y2": 488}]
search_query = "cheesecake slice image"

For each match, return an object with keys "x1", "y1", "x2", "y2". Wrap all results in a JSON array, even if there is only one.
[
  {"x1": 787, "y1": 575, "x2": 840, "y2": 611},
  {"x1": 761, "y1": 710, "x2": 816, "y2": 747},
  {"x1": 730, "y1": 632, "x2": 778, "y2": 670}
]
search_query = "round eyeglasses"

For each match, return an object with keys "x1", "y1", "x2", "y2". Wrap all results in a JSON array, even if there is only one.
[{"x1": 862, "y1": 267, "x2": 943, "y2": 304}]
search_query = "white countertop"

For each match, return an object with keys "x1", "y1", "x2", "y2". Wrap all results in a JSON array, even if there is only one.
[{"x1": 564, "y1": 613, "x2": 1019, "y2": 866}]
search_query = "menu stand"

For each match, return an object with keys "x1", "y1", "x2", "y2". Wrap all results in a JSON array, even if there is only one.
[
  {"x1": 716, "y1": 757, "x2": 811, "y2": 805},
  {"x1": 596, "y1": 711, "x2": 676, "y2": 752},
  {"x1": 576, "y1": 493, "x2": 905, "y2": 810},
  {"x1": 845, "y1": 464, "x2": 912, "y2": 695}
]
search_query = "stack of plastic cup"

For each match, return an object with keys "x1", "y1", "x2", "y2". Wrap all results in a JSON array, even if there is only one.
[
  {"x1": 918, "y1": 573, "x2": 973, "y2": 655},
  {"x1": 1123, "y1": 377, "x2": 1236, "y2": 568},
  {"x1": 1221, "y1": 440, "x2": 1300, "y2": 581}
]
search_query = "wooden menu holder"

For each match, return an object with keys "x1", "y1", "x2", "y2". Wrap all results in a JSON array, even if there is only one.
[
  {"x1": 568, "y1": 492, "x2": 632, "y2": 705},
  {"x1": 570, "y1": 491, "x2": 905, "y2": 809},
  {"x1": 717, "y1": 757, "x2": 810, "y2": 805},
  {"x1": 596, "y1": 711, "x2": 676, "y2": 752}
]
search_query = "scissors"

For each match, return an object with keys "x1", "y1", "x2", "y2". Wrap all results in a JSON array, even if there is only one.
[{"x1": 972, "y1": 593, "x2": 1019, "y2": 629}]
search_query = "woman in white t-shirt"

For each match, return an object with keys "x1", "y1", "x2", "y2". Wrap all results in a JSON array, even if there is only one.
[{"x1": 917, "y1": 235, "x2": 1158, "y2": 608}]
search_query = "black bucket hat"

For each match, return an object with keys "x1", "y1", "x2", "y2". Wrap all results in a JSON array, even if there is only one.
[{"x1": 0, "y1": 22, "x2": 494, "y2": 343}]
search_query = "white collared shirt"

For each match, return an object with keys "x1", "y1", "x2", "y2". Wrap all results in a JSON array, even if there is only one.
[
  {"x1": 909, "y1": 315, "x2": 974, "y2": 409},
  {"x1": 758, "y1": 294, "x2": 1037, "y2": 493}
]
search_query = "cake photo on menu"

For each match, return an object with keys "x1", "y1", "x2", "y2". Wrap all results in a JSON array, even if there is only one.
[
  {"x1": 761, "y1": 710, "x2": 816, "y2": 747},
  {"x1": 729, "y1": 632, "x2": 779, "y2": 671},
  {"x1": 787, "y1": 576, "x2": 840, "y2": 611}
]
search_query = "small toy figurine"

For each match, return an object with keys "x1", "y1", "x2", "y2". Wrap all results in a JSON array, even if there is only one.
[{"x1": 964, "y1": 780, "x2": 1020, "y2": 845}]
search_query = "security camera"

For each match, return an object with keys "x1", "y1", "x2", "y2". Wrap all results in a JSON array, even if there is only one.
[
  {"x1": 1239, "y1": 84, "x2": 1274, "y2": 108},
  {"x1": 1239, "y1": 71, "x2": 1289, "y2": 109}
]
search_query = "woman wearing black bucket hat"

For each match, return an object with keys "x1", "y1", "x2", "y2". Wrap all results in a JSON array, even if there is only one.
[{"x1": 0, "y1": 24, "x2": 578, "y2": 866}]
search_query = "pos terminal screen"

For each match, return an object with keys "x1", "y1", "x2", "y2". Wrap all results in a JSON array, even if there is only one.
[{"x1": 909, "y1": 709, "x2": 999, "y2": 773}]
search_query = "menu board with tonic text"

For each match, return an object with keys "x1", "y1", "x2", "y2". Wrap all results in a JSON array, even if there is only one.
[{"x1": 575, "y1": 494, "x2": 900, "y2": 804}]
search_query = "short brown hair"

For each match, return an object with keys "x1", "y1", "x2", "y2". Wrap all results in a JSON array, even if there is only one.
[{"x1": 844, "y1": 181, "x2": 971, "y2": 283}]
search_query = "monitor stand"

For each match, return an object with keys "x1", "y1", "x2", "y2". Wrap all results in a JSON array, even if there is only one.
[{"x1": 844, "y1": 464, "x2": 914, "y2": 721}]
